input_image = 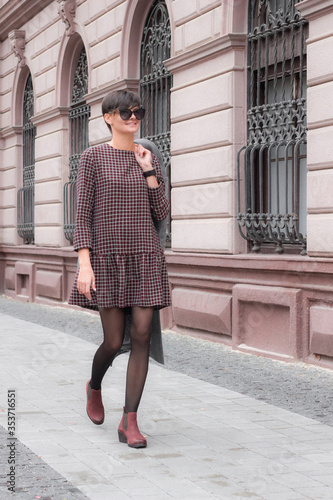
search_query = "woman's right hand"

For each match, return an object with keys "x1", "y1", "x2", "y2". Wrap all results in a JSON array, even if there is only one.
[{"x1": 77, "y1": 264, "x2": 96, "y2": 300}]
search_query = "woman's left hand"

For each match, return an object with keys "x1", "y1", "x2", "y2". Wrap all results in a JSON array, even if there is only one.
[{"x1": 134, "y1": 144, "x2": 152, "y2": 172}]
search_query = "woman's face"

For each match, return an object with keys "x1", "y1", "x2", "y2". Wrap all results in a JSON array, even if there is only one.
[{"x1": 105, "y1": 107, "x2": 141, "y2": 136}]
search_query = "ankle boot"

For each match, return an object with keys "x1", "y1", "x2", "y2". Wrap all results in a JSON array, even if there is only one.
[
  {"x1": 86, "y1": 380, "x2": 104, "y2": 425},
  {"x1": 118, "y1": 407, "x2": 147, "y2": 448}
]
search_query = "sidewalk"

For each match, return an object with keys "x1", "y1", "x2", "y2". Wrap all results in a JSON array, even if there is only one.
[{"x1": 1, "y1": 312, "x2": 333, "y2": 499}]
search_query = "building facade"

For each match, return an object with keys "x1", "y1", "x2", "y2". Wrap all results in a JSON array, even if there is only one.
[{"x1": 1, "y1": 0, "x2": 333, "y2": 368}]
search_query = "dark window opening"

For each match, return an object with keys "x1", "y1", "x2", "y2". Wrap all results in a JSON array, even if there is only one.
[
  {"x1": 64, "y1": 46, "x2": 90, "y2": 244},
  {"x1": 140, "y1": 0, "x2": 172, "y2": 245},
  {"x1": 17, "y1": 74, "x2": 35, "y2": 244},
  {"x1": 237, "y1": 0, "x2": 308, "y2": 254}
]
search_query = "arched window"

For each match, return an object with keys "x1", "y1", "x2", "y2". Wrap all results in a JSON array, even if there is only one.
[
  {"x1": 64, "y1": 46, "x2": 90, "y2": 244},
  {"x1": 140, "y1": 0, "x2": 172, "y2": 244},
  {"x1": 17, "y1": 73, "x2": 35, "y2": 244},
  {"x1": 237, "y1": 0, "x2": 308, "y2": 254}
]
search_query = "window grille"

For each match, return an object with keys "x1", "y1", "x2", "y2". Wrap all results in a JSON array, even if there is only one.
[
  {"x1": 64, "y1": 46, "x2": 90, "y2": 244},
  {"x1": 17, "y1": 74, "x2": 35, "y2": 244},
  {"x1": 140, "y1": 0, "x2": 172, "y2": 244},
  {"x1": 237, "y1": 0, "x2": 308, "y2": 254}
]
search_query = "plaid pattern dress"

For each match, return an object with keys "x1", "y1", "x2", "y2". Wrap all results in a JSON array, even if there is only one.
[{"x1": 69, "y1": 144, "x2": 171, "y2": 311}]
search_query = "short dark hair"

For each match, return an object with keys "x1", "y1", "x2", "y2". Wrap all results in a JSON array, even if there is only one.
[{"x1": 102, "y1": 90, "x2": 141, "y2": 132}]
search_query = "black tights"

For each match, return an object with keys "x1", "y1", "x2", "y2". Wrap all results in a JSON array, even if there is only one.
[{"x1": 90, "y1": 306, "x2": 153, "y2": 413}]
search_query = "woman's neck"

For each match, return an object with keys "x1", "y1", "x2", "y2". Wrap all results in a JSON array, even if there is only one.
[{"x1": 109, "y1": 133, "x2": 135, "y2": 151}]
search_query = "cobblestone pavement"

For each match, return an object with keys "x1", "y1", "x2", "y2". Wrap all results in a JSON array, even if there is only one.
[
  {"x1": 1, "y1": 295, "x2": 333, "y2": 500},
  {"x1": 0, "y1": 424, "x2": 87, "y2": 500}
]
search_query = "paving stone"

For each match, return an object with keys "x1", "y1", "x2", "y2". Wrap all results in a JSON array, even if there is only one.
[{"x1": 2, "y1": 296, "x2": 333, "y2": 499}]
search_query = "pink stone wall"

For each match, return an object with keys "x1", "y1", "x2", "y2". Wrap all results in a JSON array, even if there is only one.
[
  {"x1": 167, "y1": 33, "x2": 247, "y2": 254},
  {"x1": 298, "y1": 0, "x2": 333, "y2": 257},
  {"x1": 310, "y1": 306, "x2": 333, "y2": 359},
  {"x1": 233, "y1": 285, "x2": 304, "y2": 360},
  {"x1": 172, "y1": 288, "x2": 231, "y2": 336},
  {"x1": 164, "y1": 252, "x2": 333, "y2": 367},
  {"x1": 2, "y1": 246, "x2": 77, "y2": 304}
]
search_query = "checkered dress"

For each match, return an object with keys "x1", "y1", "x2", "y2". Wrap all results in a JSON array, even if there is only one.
[{"x1": 68, "y1": 144, "x2": 171, "y2": 311}]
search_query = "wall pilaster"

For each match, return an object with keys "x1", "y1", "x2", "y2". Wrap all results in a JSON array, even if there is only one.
[
  {"x1": 0, "y1": 128, "x2": 23, "y2": 245},
  {"x1": 165, "y1": 34, "x2": 247, "y2": 254},
  {"x1": 32, "y1": 107, "x2": 70, "y2": 247},
  {"x1": 298, "y1": 0, "x2": 333, "y2": 257}
]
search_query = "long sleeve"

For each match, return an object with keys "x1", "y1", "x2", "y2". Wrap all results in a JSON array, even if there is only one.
[
  {"x1": 147, "y1": 155, "x2": 170, "y2": 221},
  {"x1": 73, "y1": 148, "x2": 95, "y2": 251}
]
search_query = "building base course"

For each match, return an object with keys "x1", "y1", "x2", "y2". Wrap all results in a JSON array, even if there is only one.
[{"x1": 2, "y1": 245, "x2": 333, "y2": 370}]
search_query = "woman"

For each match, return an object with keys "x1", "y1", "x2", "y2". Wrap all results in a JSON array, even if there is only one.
[{"x1": 69, "y1": 89, "x2": 171, "y2": 448}]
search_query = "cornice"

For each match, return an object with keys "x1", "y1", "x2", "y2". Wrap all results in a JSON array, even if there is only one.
[
  {"x1": 164, "y1": 250, "x2": 333, "y2": 270},
  {"x1": 0, "y1": 125, "x2": 23, "y2": 139},
  {"x1": 0, "y1": 0, "x2": 53, "y2": 42},
  {"x1": 84, "y1": 79, "x2": 140, "y2": 106},
  {"x1": 297, "y1": 0, "x2": 333, "y2": 20},
  {"x1": 31, "y1": 106, "x2": 69, "y2": 125},
  {"x1": 165, "y1": 34, "x2": 247, "y2": 73},
  {"x1": 0, "y1": 244, "x2": 77, "y2": 259}
]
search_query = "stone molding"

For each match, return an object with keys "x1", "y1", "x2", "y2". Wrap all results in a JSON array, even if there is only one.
[
  {"x1": 0, "y1": 125, "x2": 23, "y2": 140},
  {"x1": 9, "y1": 30, "x2": 26, "y2": 67},
  {"x1": 307, "y1": 117, "x2": 333, "y2": 130},
  {"x1": 57, "y1": 0, "x2": 77, "y2": 36},
  {"x1": 164, "y1": 33, "x2": 247, "y2": 74},
  {"x1": 164, "y1": 250, "x2": 333, "y2": 278},
  {"x1": 31, "y1": 106, "x2": 70, "y2": 126},
  {"x1": 298, "y1": 0, "x2": 333, "y2": 20},
  {"x1": 0, "y1": 244, "x2": 75, "y2": 258},
  {"x1": 84, "y1": 79, "x2": 140, "y2": 106},
  {"x1": 0, "y1": 0, "x2": 53, "y2": 42},
  {"x1": 308, "y1": 73, "x2": 333, "y2": 88}
]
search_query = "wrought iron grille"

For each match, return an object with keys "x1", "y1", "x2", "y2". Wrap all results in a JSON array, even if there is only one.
[
  {"x1": 17, "y1": 74, "x2": 35, "y2": 244},
  {"x1": 64, "y1": 46, "x2": 90, "y2": 244},
  {"x1": 140, "y1": 0, "x2": 172, "y2": 244},
  {"x1": 237, "y1": 0, "x2": 308, "y2": 254}
]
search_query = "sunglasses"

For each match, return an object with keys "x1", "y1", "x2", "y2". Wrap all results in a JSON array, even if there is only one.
[{"x1": 117, "y1": 107, "x2": 146, "y2": 121}]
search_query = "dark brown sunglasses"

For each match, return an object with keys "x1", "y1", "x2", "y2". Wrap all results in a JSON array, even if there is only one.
[{"x1": 118, "y1": 107, "x2": 145, "y2": 121}]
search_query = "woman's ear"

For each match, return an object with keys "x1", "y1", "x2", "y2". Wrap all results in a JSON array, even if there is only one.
[{"x1": 104, "y1": 112, "x2": 113, "y2": 127}]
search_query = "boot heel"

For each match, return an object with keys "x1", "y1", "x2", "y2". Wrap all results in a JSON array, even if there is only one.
[
  {"x1": 118, "y1": 430, "x2": 127, "y2": 443},
  {"x1": 117, "y1": 407, "x2": 147, "y2": 448}
]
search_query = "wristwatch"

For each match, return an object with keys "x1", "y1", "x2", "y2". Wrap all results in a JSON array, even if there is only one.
[{"x1": 143, "y1": 169, "x2": 156, "y2": 178}]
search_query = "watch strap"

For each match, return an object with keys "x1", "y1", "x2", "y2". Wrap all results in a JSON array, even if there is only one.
[{"x1": 143, "y1": 168, "x2": 156, "y2": 178}]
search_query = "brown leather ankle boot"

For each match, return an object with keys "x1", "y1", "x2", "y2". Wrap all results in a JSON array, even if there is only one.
[
  {"x1": 118, "y1": 407, "x2": 147, "y2": 448},
  {"x1": 86, "y1": 380, "x2": 104, "y2": 425}
]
